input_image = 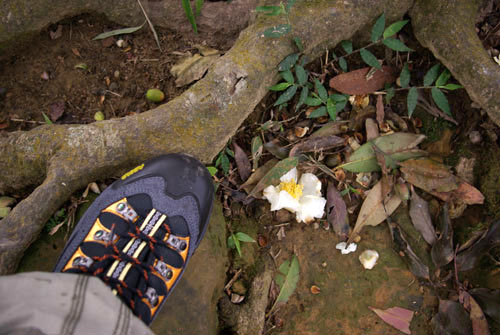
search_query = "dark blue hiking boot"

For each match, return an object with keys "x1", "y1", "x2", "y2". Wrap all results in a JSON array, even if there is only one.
[{"x1": 54, "y1": 154, "x2": 214, "y2": 325}]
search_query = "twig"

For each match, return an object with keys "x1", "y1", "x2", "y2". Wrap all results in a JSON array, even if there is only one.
[
  {"x1": 264, "y1": 222, "x2": 289, "y2": 229},
  {"x1": 224, "y1": 268, "x2": 242, "y2": 295},
  {"x1": 136, "y1": 0, "x2": 162, "y2": 52},
  {"x1": 10, "y1": 118, "x2": 44, "y2": 124},
  {"x1": 105, "y1": 90, "x2": 122, "y2": 98}
]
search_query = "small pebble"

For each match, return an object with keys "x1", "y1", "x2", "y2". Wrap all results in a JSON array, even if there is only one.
[
  {"x1": 469, "y1": 131, "x2": 482, "y2": 144},
  {"x1": 113, "y1": 70, "x2": 120, "y2": 79}
]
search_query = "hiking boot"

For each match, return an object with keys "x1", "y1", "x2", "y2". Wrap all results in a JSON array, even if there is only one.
[{"x1": 54, "y1": 154, "x2": 214, "y2": 325}]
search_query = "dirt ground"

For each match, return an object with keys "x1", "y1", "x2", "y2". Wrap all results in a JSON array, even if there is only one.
[{"x1": 0, "y1": 14, "x2": 231, "y2": 131}]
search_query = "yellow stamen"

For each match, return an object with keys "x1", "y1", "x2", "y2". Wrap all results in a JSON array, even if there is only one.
[{"x1": 279, "y1": 180, "x2": 303, "y2": 199}]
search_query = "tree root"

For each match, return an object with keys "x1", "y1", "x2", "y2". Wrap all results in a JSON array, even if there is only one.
[
  {"x1": 0, "y1": 0, "x2": 414, "y2": 274},
  {"x1": 410, "y1": 0, "x2": 500, "y2": 126}
]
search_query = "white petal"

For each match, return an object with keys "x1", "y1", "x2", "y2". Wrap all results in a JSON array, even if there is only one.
[
  {"x1": 263, "y1": 186, "x2": 300, "y2": 212},
  {"x1": 296, "y1": 195, "x2": 326, "y2": 223},
  {"x1": 280, "y1": 167, "x2": 298, "y2": 183},
  {"x1": 299, "y1": 173, "x2": 322, "y2": 197},
  {"x1": 336, "y1": 242, "x2": 357, "y2": 255},
  {"x1": 359, "y1": 250, "x2": 379, "y2": 269}
]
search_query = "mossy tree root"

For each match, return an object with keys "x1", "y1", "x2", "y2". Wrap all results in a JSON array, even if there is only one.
[{"x1": 410, "y1": 0, "x2": 500, "y2": 126}]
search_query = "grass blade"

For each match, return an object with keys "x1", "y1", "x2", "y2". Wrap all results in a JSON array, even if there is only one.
[
  {"x1": 137, "y1": 0, "x2": 162, "y2": 50},
  {"x1": 181, "y1": 0, "x2": 198, "y2": 33},
  {"x1": 92, "y1": 24, "x2": 144, "y2": 40},
  {"x1": 195, "y1": 0, "x2": 204, "y2": 17}
]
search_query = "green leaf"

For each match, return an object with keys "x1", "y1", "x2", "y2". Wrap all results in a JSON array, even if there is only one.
[
  {"x1": 251, "y1": 136, "x2": 263, "y2": 170},
  {"x1": 249, "y1": 156, "x2": 299, "y2": 197},
  {"x1": 400, "y1": 63, "x2": 410, "y2": 88},
  {"x1": 382, "y1": 38, "x2": 413, "y2": 52},
  {"x1": 295, "y1": 65, "x2": 308, "y2": 85},
  {"x1": 206, "y1": 166, "x2": 217, "y2": 176},
  {"x1": 327, "y1": 98, "x2": 337, "y2": 120},
  {"x1": 385, "y1": 86, "x2": 395, "y2": 104},
  {"x1": 314, "y1": 79, "x2": 328, "y2": 101},
  {"x1": 42, "y1": 112, "x2": 53, "y2": 125},
  {"x1": 307, "y1": 106, "x2": 327, "y2": 118},
  {"x1": 360, "y1": 48, "x2": 381, "y2": 69},
  {"x1": 221, "y1": 153, "x2": 230, "y2": 175},
  {"x1": 92, "y1": 24, "x2": 145, "y2": 40},
  {"x1": 330, "y1": 93, "x2": 348, "y2": 102},
  {"x1": 340, "y1": 40, "x2": 353, "y2": 54},
  {"x1": 431, "y1": 87, "x2": 451, "y2": 116},
  {"x1": 423, "y1": 64, "x2": 441, "y2": 86},
  {"x1": 435, "y1": 69, "x2": 451, "y2": 87},
  {"x1": 305, "y1": 97, "x2": 322, "y2": 106},
  {"x1": 74, "y1": 63, "x2": 88, "y2": 71},
  {"x1": 263, "y1": 24, "x2": 291, "y2": 38},
  {"x1": 293, "y1": 37, "x2": 304, "y2": 52},
  {"x1": 271, "y1": 255, "x2": 300, "y2": 312},
  {"x1": 338, "y1": 57, "x2": 348, "y2": 72},
  {"x1": 226, "y1": 148, "x2": 235, "y2": 158},
  {"x1": 235, "y1": 232, "x2": 256, "y2": 243},
  {"x1": 371, "y1": 13, "x2": 385, "y2": 42},
  {"x1": 181, "y1": 0, "x2": 198, "y2": 33},
  {"x1": 227, "y1": 235, "x2": 235, "y2": 249},
  {"x1": 195, "y1": 0, "x2": 204, "y2": 16},
  {"x1": 339, "y1": 132, "x2": 427, "y2": 172},
  {"x1": 336, "y1": 100, "x2": 347, "y2": 113},
  {"x1": 281, "y1": 70, "x2": 295, "y2": 84},
  {"x1": 383, "y1": 20, "x2": 408, "y2": 39},
  {"x1": 274, "y1": 85, "x2": 298, "y2": 106},
  {"x1": 278, "y1": 53, "x2": 300, "y2": 71},
  {"x1": 407, "y1": 87, "x2": 418, "y2": 117},
  {"x1": 296, "y1": 86, "x2": 309, "y2": 111},
  {"x1": 269, "y1": 82, "x2": 292, "y2": 91},
  {"x1": 438, "y1": 83, "x2": 462, "y2": 91}
]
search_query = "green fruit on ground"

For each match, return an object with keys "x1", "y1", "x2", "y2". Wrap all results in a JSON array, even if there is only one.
[{"x1": 146, "y1": 88, "x2": 165, "y2": 102}]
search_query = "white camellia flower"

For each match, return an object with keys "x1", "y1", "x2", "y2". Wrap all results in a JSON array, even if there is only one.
[{"x1": 263, "y1": 167, "x2": 327, "y2": 223}]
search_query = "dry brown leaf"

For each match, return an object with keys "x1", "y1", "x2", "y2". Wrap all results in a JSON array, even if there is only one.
[
  {"x1": 170, "y1": 51, "x2": 220, "y2": 87},
  {"x1": 460, "y1": 290, "x2": 491, "y2": 335},
  {"x1": 409, "y1": 188, "x2": 437, "y2": 245},
  {"x1": 327, "y1": 183, "x2": 349, "y2": 240},
  {"x1": 369, "y1": 306, "x2": 414, "y2": 335},
  {"x1": 365, "y1": 118, "x2": 379, "y2": 141},
  {"x1": 240, "y1": 159, "x2": 278, "y2": 194},
  {"x1": 233, "y1": 142, "x2": 251, "y2": 182},
  {"x1": 400, "y1": 158, "x2": 458, "y2": 193},
  {"x1": 425, "y1": 128, "x2": 453, "y2": 158},
  {"x1": 310, "y1": 285, "x2": 321, "y2": 295},
  {"x1": 329, "y1": 66, "x2": 397, "y2": 95},
  {"x1": 289, "y1": 135, "x2": 344, "y2": 157},
  {"x1": 349, "y1": 180, "x2": 402, "y2": 241}
]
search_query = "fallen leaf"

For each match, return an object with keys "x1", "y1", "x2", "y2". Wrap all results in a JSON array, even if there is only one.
[
  {"x1": 327, "y1": 183, "x2": 349, "y2": 240},
  {"x1": 49, "y1": 25, "x2": 63, "y2": 40},
  {"x1": 365, "y1": 118, "x2": 379, "y2": 141},
  {"x1": 248, "y1": 157, "x2": 299, "y2": 198},
  {"x1": 289, "y1": 135, "x2": 344, "y2": 157},
  {"x1": 270, "y1": 255, "x2": 300, "y2": 313},
  {"x1": 460, "y1": 290, "x2": 491, "y2": 335},
  {"x1": 369, "y1": 306, "x2": 414, "y2": 335},
  {"x1": 349, "y1": 180, "x2": 402, "y2": 241},
  {"x1": 431, "y1": 204, "x2": 454, "y2": 268},
  {"x1": 264, "y1": 139, "x2": 289, "y2": 159},
  {"x1": 251, "y1": 136, "x2": 263, "y2": 170},
  {"x1": 240, "y1": 158, "x2": 278, "y2": 194},
  {"x1": 457, "y1": 220, "x2": 500, "y2": 271},
  {"x1": 71, "y1": 48, "x2": 81, "y2": 58},
  {"x1": 49, "y1": 221, "x2": 66, "y2": 236},
  {"x1": 170, "y1": 48, "x2": 220, "y2": 87},
  {"x1": 257, "y1": 235, "x2": 268, "y2": 247},
  {"x1": 425, "y1": 128, "x2": 453, "y2": 158},
  {"x1": 0, "y1": 207, "x2": 11, "y2": 218},
  {"x1": 452, "y1": 182, "x2": 484, "y2": 205},
  {"x1": 385, "y1": 109, "x2": 409, "y2": 132},
  {"x1": 329, "y1": 66, "x2": 397, "y2": 95},
  {"x1": 233, "y1": 142, "x2": 251, "y2": 182},
  {"x1": 310, "y1": 285, "x2": 321, "y2": 294},
  {"x1": 431, "y1": 300, "x2": 472, "y2": 335},
  {"x1": 340, "y1": 132, "x2": 426, "y2": 173},
  {"x1": 0, "y1": 196, "x2": 16, "y2": 208},
  {"x1": 470, "y1": 288, "x2": 500, "y2": 324},
  {"x1": 49, "y1": 102, "x2": 65, "y2": 122},
  {"x1": 92, "y1": 24, "x2": 144, "y2": 40},
  {"x1": 400, "y1": 158, "x2": 458, "y2": 193},
  {"x1": 376, "y1": 94, "x2": 385, "y2": 126},
  {"x1": 409, "y1": 188, "x2": 437, "y2": 245},
  {"x1": 310, "y1": 121, "x2": 350, "y2": 138},
  {"x1": 455, "y1": 157, "x2": 476, "y2": 183},
  {"x1": 388, "y1": 220, "x2": 430, "y2": 280}
]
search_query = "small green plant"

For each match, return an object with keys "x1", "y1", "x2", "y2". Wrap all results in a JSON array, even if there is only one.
[
  {"x1": 228, "y1": 232, "x2": 256, "y2": 257},
  {"x1": 45, "y1": 208, "x2": 67, "y2": 233},
  {"x1": 182, "y1": 0, "x2": 204, "y2": 33},
  {"x1": 41, "y1": 112, "x2": 53, "y2": 125},
  {"x1": 256, "y1": 0, "x2": 297, "y2": 38},
  {"x1": 265, "y1": 11, "x2": 463, "y2": 121},
  {"x1": 215, "y1": 145, "x2": 234, "y2": 175}
]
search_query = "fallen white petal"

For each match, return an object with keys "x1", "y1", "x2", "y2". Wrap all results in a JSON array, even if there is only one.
[
  {"x1": 359, "y1": 250, "x2": 379, "y2": 269},
  {"x1": 296, "y1": 195, "x2": 326, "y2": 223},
  {"x1": 280, "y1": 167, "x2": 298, "y2": 183},
  {"x1": 336, "y1": 242, "x2": 357, "y2": 255},
  {"x1": 263, "y1": 186, "x2": 300, "y2": 212},
  {"x1": 299, "y1": 173, "x2": 322, "y2": 197}
]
